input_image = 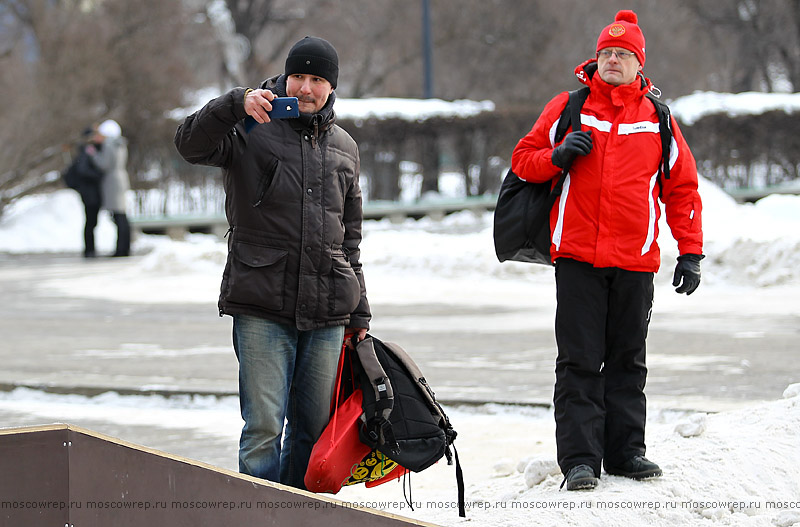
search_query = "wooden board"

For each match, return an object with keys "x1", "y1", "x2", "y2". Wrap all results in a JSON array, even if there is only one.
[{"x1": 0, "y1": 424, "x2": 436, "y2": 527}]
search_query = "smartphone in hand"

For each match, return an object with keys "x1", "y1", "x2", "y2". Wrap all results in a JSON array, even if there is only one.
[
  {"x1": 268, "y1": 97, "x2": 299, "y2": 119},
  {"x1": 245, "y1": 97, "x2": 299, "y2": 133}
]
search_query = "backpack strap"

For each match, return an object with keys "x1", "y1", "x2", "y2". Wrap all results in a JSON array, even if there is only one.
[
  {"x1": 554, "y1": 86, "x2": 590, "y2": 145},
  {"x1": 523, "y1": 87, "x2": 591, "y2": 253},
  {"x1": 548, "y1": 86, "x2": 590, "y2": 202},
  {"x1": 355, "y1": 337, "x2": 394, "y2": 420},
  {"x1": 355, "y1": 337, "x2": 400, "y2": 454},
  {"x1": 646, "y1": 93, "x2": 673, "y2": 182},
  {"x1": 452, "y1": 443, "x2": 466, "y2": 517}
]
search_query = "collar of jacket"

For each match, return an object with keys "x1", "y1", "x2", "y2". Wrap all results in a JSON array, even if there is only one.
[{"x1": 260, "y1": 74, "x2": 337, "y2": 136}]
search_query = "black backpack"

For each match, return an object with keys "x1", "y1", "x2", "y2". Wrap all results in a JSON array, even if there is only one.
[
  {"x1": 61, "y1": 156, "x2": 83, "y2": 190},
  {"x1": 493, "y1": 84, "x2": 673, "y2": 265},
  {"x1": 349, "y1": 334, "x2": 465, "y2": 517},
  {"x1": 62, "y1": 147, "x2": 103, "y2": 191}
]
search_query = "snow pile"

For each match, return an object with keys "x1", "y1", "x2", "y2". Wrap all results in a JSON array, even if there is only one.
[
  {"x1": 168, "y1": 90, "x2": 495, "y2": 122},
  {"x1": 331, "y1": 390, "x2": 800, "y2": 527},
  {"x1": 669, "y1": 91, "x2": 800, "y2": 125},
  {"x1": 0, "y1": 191, "x2": 119, "y2": 254},
  {"x1": 673, "y1": 413, "x2": 707, "y2": 438},
  {"x1": 481, "y1": 391, "x2": 800, "y2": 527},
  {"x1": 694, "y1": 178, "x2": 800, "y2": 287},
  {"x1": 335, "y1": 97, "x2": 495, "y2": 121}
]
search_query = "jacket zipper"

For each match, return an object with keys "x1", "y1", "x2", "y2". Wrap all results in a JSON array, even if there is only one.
[
  {"x1": 311, "y1": 115, "x2": 319, "y2": 149},
  {"x1": 220, "y1": 225, "x2": 233, "y2": 317}
]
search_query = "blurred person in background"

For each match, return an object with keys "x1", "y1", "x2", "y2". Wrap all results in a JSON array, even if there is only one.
[
  {"x1": 93, "y1": 119, "x2": 131, "y2": 257},
  {"x1": 62, "y1": 126, "x2": 104, "y2": 258}
]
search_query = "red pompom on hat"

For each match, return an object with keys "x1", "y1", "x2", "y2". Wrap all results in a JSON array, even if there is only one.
[{"x1": 596, "y1": 9, "x2": 646, "y2": 65}]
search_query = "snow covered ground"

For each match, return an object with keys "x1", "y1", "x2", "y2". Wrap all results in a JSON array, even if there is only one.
[
  {"x1": 1, "y1": 383, "x2": 799, "y2": 526},
  {"x1": 1, "y1": 170, "x2": 800, "y2": 525}
]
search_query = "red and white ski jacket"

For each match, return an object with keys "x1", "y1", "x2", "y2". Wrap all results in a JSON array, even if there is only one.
[{"x1": 511, "y1": 59, "x2": 703, "y2": 272}]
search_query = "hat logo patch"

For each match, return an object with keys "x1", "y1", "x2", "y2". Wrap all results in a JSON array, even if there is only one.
[{"x1": 609, "y1": 24, "x2": 626, "y2": 37}]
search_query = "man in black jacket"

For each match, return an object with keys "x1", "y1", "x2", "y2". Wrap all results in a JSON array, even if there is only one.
[{"x1": 174, "y1": 36, "x2": 371, "y2": 489}]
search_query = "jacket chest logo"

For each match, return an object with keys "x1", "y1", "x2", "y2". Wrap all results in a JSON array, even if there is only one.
[{"x1": 618, "y1": 121, "x2": 660, "y2": 135}]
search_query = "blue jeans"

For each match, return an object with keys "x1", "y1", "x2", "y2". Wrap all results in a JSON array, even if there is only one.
[{"x1": 232, "y1": 314, "x2": 344, "y2": 489}]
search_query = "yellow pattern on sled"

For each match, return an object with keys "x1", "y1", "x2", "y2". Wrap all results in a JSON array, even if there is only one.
[{"x1": 343, "y1": 450, "x2": 399, "y2": 486}]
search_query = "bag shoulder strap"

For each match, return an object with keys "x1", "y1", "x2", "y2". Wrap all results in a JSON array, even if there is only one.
[
  {"x1": 355, "y1": 337, "x2": 394, "y2": 422},
  {"x1": 645, "y1": 93, "x2": 673, "y2": 182},
  {"x1": 549, "y1": 87, "x2": 589, "y2": 200},
  {"x1": 554, "y1": 87, "x2": 590, "y2": 145}
]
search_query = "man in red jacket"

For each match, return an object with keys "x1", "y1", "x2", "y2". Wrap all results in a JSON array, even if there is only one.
[{"x1": 512, "y1": 10, "x2": 704, "y2": 491}]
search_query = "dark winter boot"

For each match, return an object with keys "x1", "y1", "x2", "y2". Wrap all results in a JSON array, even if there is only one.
[
  {"x1": 561, "y1": 464, "x2": 598, "y2": 491},
  {"x1": 605, "y1": 455, "x2": 662, "y2": 480}
]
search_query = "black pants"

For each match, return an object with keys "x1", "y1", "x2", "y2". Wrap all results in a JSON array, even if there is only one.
[
  {"x1": 83, "y1": 202, "x2": 100, "y2": 257},
  {"x1": 553, "y1": 258, "x2": 654, "y2": 476},
  {"x1": 112, "y1": 212, "x2": 131, "y2": 257}
]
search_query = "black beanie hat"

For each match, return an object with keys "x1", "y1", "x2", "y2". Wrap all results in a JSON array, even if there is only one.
[{"x1": 285, "y1": 36, "x2": 339, "y2": 89}]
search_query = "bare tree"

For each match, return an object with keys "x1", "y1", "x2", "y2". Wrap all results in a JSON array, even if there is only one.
[
  {"x1": 287, "y1": 0, "x2": 426, "y2": 98},
  {"x1": 0, "y1": 0, "x2": 199, "y2": 215},
  {"x1": 3, "y1": 0, "x2": 799, "y2": 218},
  {"x1": 207, "y1": 0, "x2": 310, "y2": 87},
  {"x1": 680, "y1": 0, "x2": 800, "y2": 92}
]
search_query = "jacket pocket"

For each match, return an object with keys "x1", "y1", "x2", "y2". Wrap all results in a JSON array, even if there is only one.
[
  {"x1": 227, "y1": 241, "x2": 288, "y2": 311},
  {"x1": 327, "y1": 252, "x2": 360, "y2": 317},
  {"x1": 252, "y1": 159, "x2": 281, "y2": 207}
]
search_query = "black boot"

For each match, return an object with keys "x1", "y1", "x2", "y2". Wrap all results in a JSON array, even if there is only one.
[
  {"x1": 112, "y1": 212, "x2": 131, "y2": 257},
  {"x1": 605, "y1": 455, "x2": 662, "y2": 480},
  {"x1": 561, "y1": 464, "x2": 598, "y2": 491}
]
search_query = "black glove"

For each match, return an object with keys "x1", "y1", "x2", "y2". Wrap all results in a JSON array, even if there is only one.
[
  {"x1": 672, "y1": 254, "x2": 704, "y2": 295},
  {"x1": 551, "y1": 130, "x2": 593, "y2": 169}
]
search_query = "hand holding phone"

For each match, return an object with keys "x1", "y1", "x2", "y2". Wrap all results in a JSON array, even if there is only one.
[
  {"x1": 244, "y1": 97, "x2": 299, "y2": 132},
  {"x1": 267, "y1": 97, "x2": 299, "y2": 119}
]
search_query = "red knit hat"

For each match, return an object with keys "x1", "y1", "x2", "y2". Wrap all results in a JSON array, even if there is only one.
[{"x1": 596, "y1": 10, "x2": 646, "y2": 66}]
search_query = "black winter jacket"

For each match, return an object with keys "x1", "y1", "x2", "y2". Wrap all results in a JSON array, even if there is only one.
[
  {"x1": 69, "y1": 144, "x2": 104, "y2": 208},
  {"x1": 174, "y1": 75, "x2": 371, "y2": 331}
]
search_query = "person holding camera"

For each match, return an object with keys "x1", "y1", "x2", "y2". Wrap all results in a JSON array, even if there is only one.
[
  {"x1": 174, "y1": 36, "x2": 371, "y2": 490},
  {"x1": 511, "y1": 11, "x2": 704, "y2": 491}
]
